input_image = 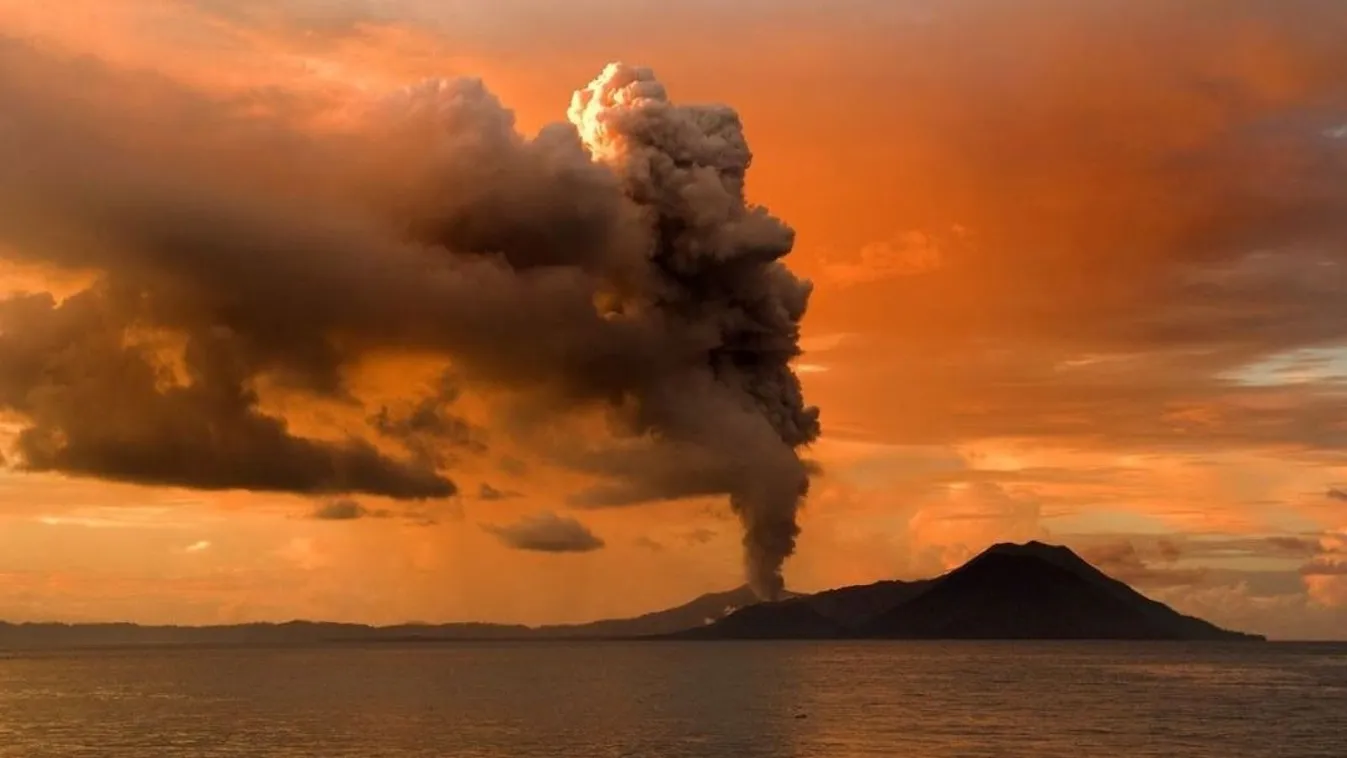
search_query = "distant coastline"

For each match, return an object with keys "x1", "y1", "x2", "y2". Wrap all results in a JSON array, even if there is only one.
[{"x1": 0, "y1": 542, "x2": 1264, "y2": 649}]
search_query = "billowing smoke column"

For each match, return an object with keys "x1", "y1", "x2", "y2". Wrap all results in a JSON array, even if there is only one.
[
  {"x1": 0, "y1": 44, "x2": 818, "y2": 598},
  {"x1": 568, "y1": 64, "x2": 821, "y2": 597}
]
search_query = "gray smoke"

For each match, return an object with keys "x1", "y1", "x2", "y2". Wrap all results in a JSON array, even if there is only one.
[
  {"x1": 566, "y1": 64, "x2": 820, "y2": 596},
  {"x1": 0, "y1": 45, "x2": 817, "y2": 596}
]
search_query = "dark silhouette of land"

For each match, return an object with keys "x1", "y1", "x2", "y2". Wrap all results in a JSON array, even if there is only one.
[
  {"x1": 0, "y1": 586, "x2": 780, "y2": 649},
  {"x1": 678, "y1": 542, "x2": 1260, "y2": 641},
  {"x1": 0, "y1": 542, "x2": 1262, "y2": 648}
]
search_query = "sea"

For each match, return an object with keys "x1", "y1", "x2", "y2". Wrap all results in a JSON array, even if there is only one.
[{"x1": 1, "y1": 641, "x2": 1344, "y2": 757}]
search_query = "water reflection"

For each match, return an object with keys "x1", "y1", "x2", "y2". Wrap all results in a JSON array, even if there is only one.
[{"x1": 0, "y1": 641, "x2": 1344, "y2": 757}]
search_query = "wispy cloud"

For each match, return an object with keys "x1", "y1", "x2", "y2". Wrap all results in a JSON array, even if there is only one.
[
  {"x1": 818, "y1": 230, "x2": 952, "y2": 287},
  {"x1": 477, "y1": 483, "x2": 522, "y2": 501},
  {"x1": 32, "y1": 507, "x2": 196, "y2": 530}
]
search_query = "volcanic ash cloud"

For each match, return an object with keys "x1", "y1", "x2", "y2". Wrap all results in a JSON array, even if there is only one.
[
  {"x1": 567, "y1": 64, "x2": 820, "y2": 597},
  {"x1": 0, "y1": 47, "x2": 818, "y2": 598}
]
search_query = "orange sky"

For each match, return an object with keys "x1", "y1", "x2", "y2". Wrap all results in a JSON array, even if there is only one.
[{"x1": 1, "y1": 0, "x2": 1345, "y2": 639}]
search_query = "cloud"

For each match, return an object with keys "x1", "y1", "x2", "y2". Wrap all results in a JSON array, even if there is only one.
[
  {"x1": 798, "y1": 333, "x2": 857, "y2": 354},
  {"x1": 0, "y1": 288, "x2": 455, "y2": 500},
  {"x1": 496, "y1": 456, "x2": 528, "y2": 478},
  {"x1": 1148, "y1": 577, "x2": 1347, "y2": 639},
  {"x1": 634, "y1": 536, "x2": 664, "y2": 552},
  {"x1": 632, "y1": 527, "x2": 718, "y2": 553},
  {"x1": 183, "y1": 540, "x2": 212, "y2": 553},
  {"x1": 1299, "y1": 530, "x2": 1347, "y2": 574},
  {"x1": 1329, "y1": 488, "x2": 1347, "y2": 502},
  {"x1": 1301, "y1": 560, "x2": 1347, "y2": 577},
  {"x1": 1264, "y1": 536, "x2": 1322, "y2": 556},
  {"x1": 1079, "y1": 540, "x2": 1207, "y2": 589},
  {"x1": 177, "y1": 0, "x2": 398, "y2": 35},
  {"x1": 0, "y1": 41, "x2": 818, "y2": 597},
  {"x1": 902, "y1": 482, "x2": 1046, "y2": 569},
  {"x1": 1081, "y1": 534, "x2": 1330, "y2": 564},
  {"x1": 477, "y1": 483, "x2": 521, "y2": 501},
  {"x1": 483, "y1": 512, "x2": 605, "y2": 553},
  {"x1": 368, "y1": 373, "x2": 486, "y2": 467},
  {"x1": 683, "y1": 527, "x2": 718, "y2": 546},
  {"x1": 31, "y1": 506, "x2": 198, "y2": 530},
  {"x1": 307, "y1": 497, "x2": 445, "y2": 524},
  {"x1": 309, "y1": 498, "x2": 392, "y2": 521},
  {"x1": 819, "y1": 229, "x2": 955, "y2": 286},
  {"x1": 1295, "y1": 530, "x2": 1347, "y2": 607},
  {"x1": 1303, "y1": 575, "x2": 1347, "y2": 609},
  {"x1": 772, "y1": 0, "x2": 1347, "y2": 457}
]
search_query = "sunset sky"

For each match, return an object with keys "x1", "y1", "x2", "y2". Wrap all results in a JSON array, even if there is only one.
[{"x1": 1, "y1": 0, "x2": 1345, "y2": 640}]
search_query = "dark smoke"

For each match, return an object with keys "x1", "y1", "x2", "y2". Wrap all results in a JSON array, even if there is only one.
[
  {"x1": 0, "y1": 45, "x2": 817, "y2": 596},
  {"x1": 566, "y1": 64, "x2": 820, "y2": 596},
  {"x1": 0, "y1": 289, "x2": 455, "y2": 498}
]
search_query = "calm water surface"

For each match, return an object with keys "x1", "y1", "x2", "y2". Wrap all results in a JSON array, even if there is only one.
[{"x1": 1, "y1": 641, "x2": 1344, "y2": 757}]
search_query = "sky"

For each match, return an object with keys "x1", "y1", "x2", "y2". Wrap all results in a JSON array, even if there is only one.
[{"x1": 0, "y1": 0, "x2": 1345, "y2": 639}]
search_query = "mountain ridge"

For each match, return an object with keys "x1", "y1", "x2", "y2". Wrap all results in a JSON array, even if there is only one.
[{"x1": 0, "y1": 542, "x2": 1263, "y2": 647}]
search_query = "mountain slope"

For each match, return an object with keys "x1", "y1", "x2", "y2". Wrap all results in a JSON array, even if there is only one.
[
  {"x1": 695, "y1": 542, "x2": 1261, "y2": 641},
  {"x1": 803, "y1": 578, "x2": 936, "y2": 628},
  {"x1": 675, "y1": 600, "x2": 846, "y2": 639},
  {"x1": 671, "y1": 578, "x2": 935, "y2": 639},
  {"x1": 538, "y1": 586, "x2": 782, "y2": 638}
]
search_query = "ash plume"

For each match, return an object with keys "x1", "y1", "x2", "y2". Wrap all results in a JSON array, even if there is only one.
[
  {"x1": 567, "y1": 64, "x2": 820, "y2": 596},
  {"x1": 0, "y1": 44, "x2": 817, "y2": 596}
]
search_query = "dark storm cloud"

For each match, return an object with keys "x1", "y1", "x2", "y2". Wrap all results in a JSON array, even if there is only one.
[
  {"x1": 484, "y1": 512, "x2": 605, "y2": 553},
  {"x1": 1329, "y1": 489, "x2": 1347, "y2": 503}
]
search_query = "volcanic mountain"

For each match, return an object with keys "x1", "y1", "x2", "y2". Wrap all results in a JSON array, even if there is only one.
[{"x1": 677, "y1": 541, "x2": 1261, "y2": 641}]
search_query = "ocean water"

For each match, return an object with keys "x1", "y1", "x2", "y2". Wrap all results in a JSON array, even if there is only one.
[{"x1": 1, "y1": 641, "x2": 1344, "y2": 757}]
